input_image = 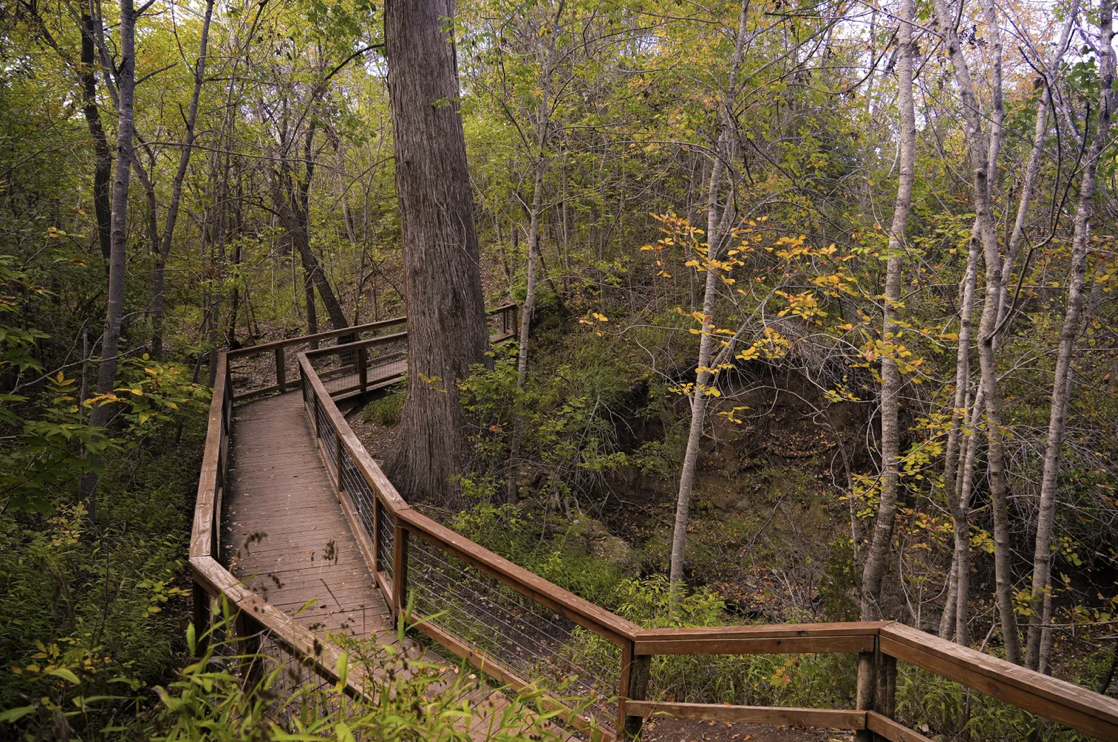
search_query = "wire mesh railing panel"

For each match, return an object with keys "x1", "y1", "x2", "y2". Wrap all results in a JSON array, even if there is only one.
[
  {"x1": 377, "y1": 501, "x2": 394, "y2": 579},
  {"x1": 254, "y1": 632, "x2": 345, "y2": 722},
  {"x1": 487, "y1": 309, "x2": 507, "y2": 337},
  {"x1": 227, "y1": 341, "x2": 309, "y2": 400},
  {"x1": 207, "y1": 596, "x2": 238, "y2": 663},
  {"x1": 227, "y1": 318, "x2": 408, "y2": 401},
  {"x1": 406, "y1": 533, "x2": 619, "y2": 730},
  {"x1": 316, "y1": 401, "x2": 338, "y2": 474},
  {"x1": 306, "y1": 347, "x2": 355, "y2": 390},
  {"x1": 485, "y1": 305, "x2": 517, "y2": 340},
  {"x1": 339, "y1": 447, "x2": 376, "y2": 539},
  {"x1": 361, "y1": 338, "x2": 407, "y2": 387},
  {"x1": 305, "y1": 338, "x2": 409, "y2": 397}
]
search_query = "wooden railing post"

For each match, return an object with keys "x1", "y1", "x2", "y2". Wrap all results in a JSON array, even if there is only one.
[
  {"x1": 311, "y1": 393, "x2": 320, "y2": 437},
  {"x1": 212, "y1": 465, "x2": 224, "y2": 561},
  {"x1": 191, "y1": 582, "x2": 211, "y2": 656},
  {"x1": 357, "y1": 346, "x2": 368, "y2": 393},
  {"x1": 275, "y1": 347, "x2": 286, "y2": 392},
  {"x1": 372, "y1": 498, "x2": 381, "y2": 573},
  {"x1": 234, "y1": 610, "x2": 262, "y2": 691},
  {"x1": 875, "y1": 650, "x2": 897, "y2": 734},
  {"x1": 392, "y1": 521, "x2": 408, "y2": 621},
  {"x1": 855, "y1": 638, "x2": 877, "y2": 742},
  {"x1": 618, "y1": 640, "x2": 651, "y2": 739}
]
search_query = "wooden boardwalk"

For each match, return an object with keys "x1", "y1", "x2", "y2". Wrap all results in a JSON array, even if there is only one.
[
  {"x1": 220, "y1": 392, "x2": 573, "y2": 740},
  {"x1": 189, "y1": 309, "x2": 1118, "y2": 742},
  {"x1": 222, "y1": 393, "x2": 391, "y2": 637}
]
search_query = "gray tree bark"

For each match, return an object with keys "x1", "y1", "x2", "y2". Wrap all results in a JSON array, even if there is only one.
[
  {"x1": 1025, "y1": 0, "x2": 1115, "y2": 670},
  {"x1": 859, "y1": 0, "x2": 916, "y2": 621},
  {"x1": 943, "y1": 234, "x2": 979, "y2": 643},
  {"x1": 669, "y1": 0, "x2": 749, "y2": 602},
  {"x1": 80, "y1": 0, "x2": 137, "y2": 522},
  {"x1": 505, "y1": 3, "x2": 560, "y2": 503},
  {"x1": 931, "y1": 0, "x2": 1020, "y2": 664},
  {"x1": 80, "y1": 9, "x2": 113, "y2": 262},
  {"x1": 383, "y1": 0, "x2": 491, "y2": 505},
  {"x1": 151, "y1": 0, "x2": 215, "y2": 359}
]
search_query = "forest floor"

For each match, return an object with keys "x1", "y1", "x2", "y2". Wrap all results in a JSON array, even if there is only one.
[
  {"x1": 345, "y1": 399, "x2": 399, "y2": 459},
  {"x1": 640, "y1": 718, "x2": 845, "y2": 742}
]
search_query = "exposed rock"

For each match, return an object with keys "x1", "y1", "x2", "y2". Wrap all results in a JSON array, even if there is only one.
[
  {"x1": 590, "y1": 531, "x2": 632, "y2": 564},
  {"x1": 573, "y1": 516, "x2": 632, "y2": 565}
]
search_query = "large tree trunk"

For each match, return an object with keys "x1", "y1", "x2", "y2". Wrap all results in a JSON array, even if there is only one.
[
  {"x1": 859, "y1": 0, "x2": 915, "y2": 622},
  {"x1": 1025, "y1": 0, "x2": 1115, "y2": 670},
  {"x1": 383, "y1": 0, "x2": 491, "y2": 505},
  {"x1": 80, "y1": 0, "x2": 137, "y2": 523}
]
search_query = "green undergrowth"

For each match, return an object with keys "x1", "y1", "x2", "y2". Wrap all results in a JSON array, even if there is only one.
[
  {"x1": 2, "y1": 602, "x2": 597, "y2": 740},
  {"x1": 898, "y1": 667, "x2": 1094, "y2": 742},
  {"x1": 451, "y1": 498, "x2": 860, "y2": 711},
  {"x1": 452, "y1": 499, "x2": 631, "y2": 608},
  {"x1": 0, "y1": 419, "x2": 206, "y2": 738},
  {"x1": 361, "y1": 386, "x2": 405, "y2": 427}
]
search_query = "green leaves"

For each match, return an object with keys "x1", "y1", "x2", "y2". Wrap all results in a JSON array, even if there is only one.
[
  {"x1": 335, "y1": 651, "x2": 350, "y2": 690},
  {"x1": 0, "y1": 706, "x2": 36, "y2": 724},
  {"x1": 45, "y1": 667, "x2": 80, "y2": 685}
]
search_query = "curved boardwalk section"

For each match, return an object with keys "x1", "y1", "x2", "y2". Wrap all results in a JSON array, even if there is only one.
[
  {"x1": 219, "y1": 391, "x2": 569, "y2": 741},
  {"x1": 190, "y1": 310, "x2": 1118, "y2": 742}
]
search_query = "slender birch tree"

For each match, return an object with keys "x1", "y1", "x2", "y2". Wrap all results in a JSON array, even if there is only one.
[
  {"x1": 1025, "y1": 0, "x2": 1116, "y2": 671},
  {"x1": 669, "y1": 0, "x2": 749, "y2": 600},
  {"x1": 859, "y1": 0, "x2": 917, "y2": 622},
  {"x1": 931, "y1": 0, "x2": 1021, "y2": 663}
]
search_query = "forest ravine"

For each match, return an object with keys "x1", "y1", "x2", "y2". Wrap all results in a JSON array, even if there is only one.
[{"x1": 3, "y1": 0, "x2": 1118, "y2": 739}]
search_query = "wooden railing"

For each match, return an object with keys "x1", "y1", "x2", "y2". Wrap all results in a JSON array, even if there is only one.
[
  {"x1": 223, "y1": 304, "x2": 519, "y2": 403},
  {"x1": 192, "y1": 305, "x2": 1118, "y2": 742},
  {"x1": 188, "y1": 353, "x2": 375, "y2": 701}
]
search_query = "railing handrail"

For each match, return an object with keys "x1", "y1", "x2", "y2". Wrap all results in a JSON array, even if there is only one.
[
  {"x1": 188, "y1": 346, "x2": 377, "y2": 704},
  {"x1": 225, "y1": 316, "x2": 407, "y2": 359},
  {"x1": 228, "y1": 303, "x2": 518, "y2": 361},
  {"x1": 193, "y1": 308, "x2": 1118, "y2": 742},
  {"x1": 301, "y1": 329, "x2": 408, "y2": 360}
]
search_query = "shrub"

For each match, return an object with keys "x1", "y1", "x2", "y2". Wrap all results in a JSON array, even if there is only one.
[
  {"x1": 362, "y1": 389, "x2": 405, "y2": 426},
  {"x1": 609, "y1": 576, "x2": 857, "y2": 711},
  {"x1": 898, "y1": 667, "x2": 1093, "y2": 742},
  {"x1": 2, "y1": 605, "x2": 599, "y2": 741},
  {"x1": 452, "y1": 500, "x2": 629, "y2": 608}
]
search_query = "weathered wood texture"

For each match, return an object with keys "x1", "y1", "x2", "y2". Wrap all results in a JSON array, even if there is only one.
[
  {"x1": 625, "y1": 701, "x2": 866, "y2": 730},
  {"x1": 881, "y1": 623, "x2": 1118, "y2": 740},
  {"x1": 222, "y1": 393, "x2": 389, "y2": 636},
  {"x1": 866, "y1": 712, "x2": 935, "y2": 742},
  {"x1": 635, "y1": 622, "x2": 882, "y2": 656}
]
